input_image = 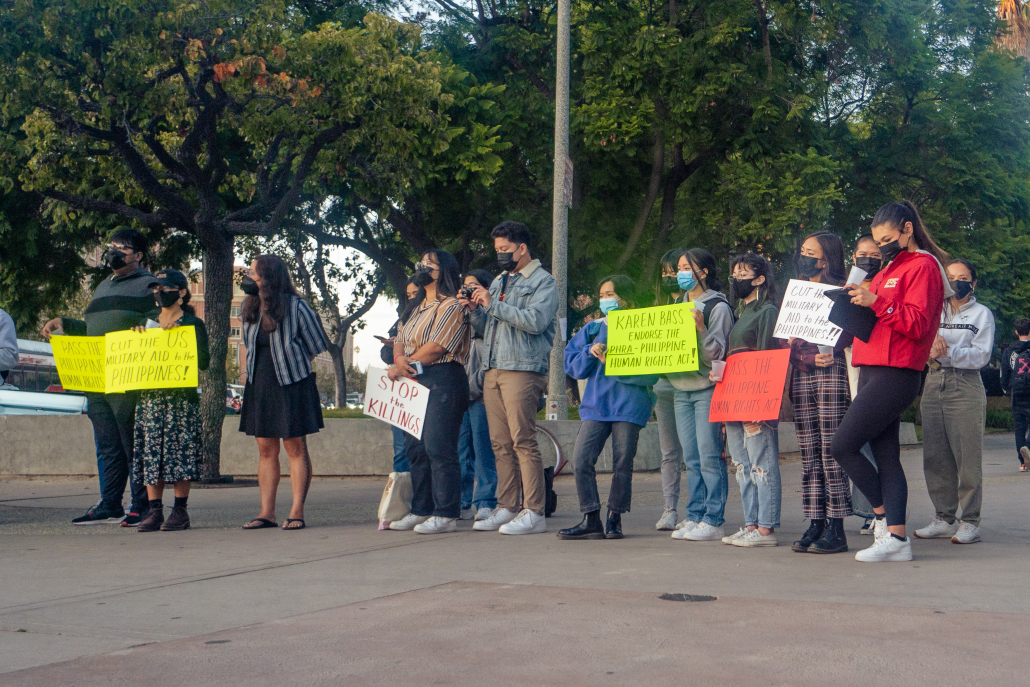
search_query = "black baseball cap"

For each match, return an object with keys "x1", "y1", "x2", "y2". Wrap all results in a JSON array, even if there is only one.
[{"x1": 151, "y1": 268, "x2": 189, "y2": 290}]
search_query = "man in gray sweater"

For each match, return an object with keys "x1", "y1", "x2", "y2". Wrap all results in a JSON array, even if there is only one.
[{"x1": 42, "y1": 229, "x2": 160, "y2": 525}]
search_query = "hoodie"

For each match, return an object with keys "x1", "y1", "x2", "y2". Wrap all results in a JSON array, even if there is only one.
[
  {"x1": 1001, "y1": 339, "x2": 1030, "y2": 407},
  {"x1": 666, "y1": 289, "x2": 733, "y2": 392},
  {"x1": 564, "y1": 319, "x2": 658, "y2": 427}
]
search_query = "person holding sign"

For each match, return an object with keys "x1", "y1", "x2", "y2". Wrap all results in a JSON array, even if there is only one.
[
  {"x1": 387, "y1": 250, "x2": 471, "y2": 535},
  {"x1": 914, "y1": 258, "x2": 995, "y2": 545},
  {"x1": 667, "y1": 249, "x2": 734, "y2": 542},
  {"x1": 239, "y1": 256, "x2": 330, "y2": 531},
  {"x1": 785, "y1": 232, "x2": 855, "y2": 555},
  {"x1": 558, "y1": 276, "x2": 658, "y2": 540},
  {"x1": 131, "y1": 270, "x2": 210, "y2": 533},
  {"x1": 721, "y1": 254, "x2": 783, "y2": 548},
  {"x1": 41, "y1": 229, "x2": 159, "y2": 526},
  {"x1": 831, "y1": 200, "x2": 950, "y2": 562}
]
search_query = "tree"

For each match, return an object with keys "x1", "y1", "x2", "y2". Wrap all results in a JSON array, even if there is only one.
[{"x1": 0, "y1": 0, "x2": 501, "y2": 476}]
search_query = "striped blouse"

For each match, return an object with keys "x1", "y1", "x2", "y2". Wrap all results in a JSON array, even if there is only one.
[
  {"x1": 243, "y1": 296, "x2": 330, "y2": 386},
  {"x1": 400, "y1": 296, "x2": 471, "y2": 365}
]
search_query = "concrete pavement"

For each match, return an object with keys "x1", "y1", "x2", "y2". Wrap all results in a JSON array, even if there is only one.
[{"x1": 2, "y1": 433, "x2": 1029, "y2": 684}]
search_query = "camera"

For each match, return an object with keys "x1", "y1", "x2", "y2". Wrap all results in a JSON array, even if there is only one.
[{"x1": 459, "y1": 284, "x2": 476, "y2": 301}]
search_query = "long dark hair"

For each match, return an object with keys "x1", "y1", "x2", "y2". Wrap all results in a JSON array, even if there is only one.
[
  {"x1": 464, "y1": 269, "x2": 494, "y2": 290},
  {"x1": 400, "y1": 276, "x2": 421, "y2": 325},
  {"x1": 731, "y1": 253, "x2": 779, "y2": 311},
  {"x1": 871, "y1": 200, "x2": 949, "y2": 266},
  {"x1": 599, "y1": 274, "x2": 637, "y2": 309},
  {"x1": 241, "y1": 255, "x2": 300, "y2": 331},
  {"x1": 655, "y1": 247, "x2": 685, "y2": 305},
  {"x1": 401, "y1": 250, "x2": 463, "y2": 323},
  {"x1": 684, "y1": 248, "x2": 723, "y2": 293},
  {"x1": 797, "y1": 231, "x2": 846, "y2": 285}
]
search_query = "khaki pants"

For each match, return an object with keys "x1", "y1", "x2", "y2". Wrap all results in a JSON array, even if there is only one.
[
  {"x1": 482, "y1": 369, "x2": 548, "y2": 515},
  {"x1": 920, "y1": 367, "x2": 986, "y2": 525}
]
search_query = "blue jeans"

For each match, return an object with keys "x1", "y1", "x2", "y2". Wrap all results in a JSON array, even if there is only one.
[
  {"x1": 391, "y1": 425, "x2": 410, "y2": 473},
  {"x1": 673, "y1": 387, "x2": 727, "y2": 527},
  {"x1": 726, "y1": 421, "x2": 781, "y2": 529},
  {"x1": 458, "y1": 401, "x2": 498, "y2": 510},
  {"x1": 87, "y1": 391, "x2": 147, "y2": 513},
  {"x1": 851, "y1": 444, "x2": 877, "y2": 519}
]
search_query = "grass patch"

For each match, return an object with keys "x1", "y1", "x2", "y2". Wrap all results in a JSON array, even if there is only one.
[
  {"x1": 322, "y1": 407, "x2": 367, "y2": 419},
  {"x1": 536, "y1": 407, "x2": 581, "y2": 421}
]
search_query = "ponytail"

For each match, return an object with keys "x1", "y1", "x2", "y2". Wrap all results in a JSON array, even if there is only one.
[{"x1": 871, "y1": 200, "x2": 949, "y2": 266}]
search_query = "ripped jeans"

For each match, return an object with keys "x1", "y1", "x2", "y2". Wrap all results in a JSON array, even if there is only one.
[{"x1": 725, "y1": 421, "x2": 781, "y2": 529}]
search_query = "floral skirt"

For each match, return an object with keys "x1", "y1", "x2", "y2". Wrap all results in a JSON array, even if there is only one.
[{"x1": 133, "y1": 389, "x2": 204, "y2": 486}]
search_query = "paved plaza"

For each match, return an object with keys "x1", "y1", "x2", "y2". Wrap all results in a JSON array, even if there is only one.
[{"x1": 2, "y1": 433, "x2": 1029, "y2": 685}]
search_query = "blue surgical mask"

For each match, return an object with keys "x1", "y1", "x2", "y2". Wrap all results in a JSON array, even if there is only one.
[
  {"x1": 599, "y1": 297, "x2": 620, "y2": 315},
  {"x1": 677, "y1": 270, "x2": 697, "y2": 292}
]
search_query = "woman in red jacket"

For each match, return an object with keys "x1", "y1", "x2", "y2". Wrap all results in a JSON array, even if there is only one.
[{"x1": 831, "y1": 201, "x2": 948, "y2": 563}]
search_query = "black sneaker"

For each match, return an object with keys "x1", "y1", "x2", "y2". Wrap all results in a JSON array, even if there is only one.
[
  {"x1": 119, "y1": 511, "x2": 144, "y2": 527},
  {"x1": 72, "y1": 502, "x2": 125, "y2": 525}
]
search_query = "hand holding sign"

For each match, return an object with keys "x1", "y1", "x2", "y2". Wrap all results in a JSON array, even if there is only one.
[
  {"x1": 708, "y1": 350, "x2": 791, "y2": 423},
  {"x1": 364, "y1": 367, "x2": 430, "y2": 439},
  {"x1": 605, "y1": 303, "x2": 699, "y2": 376},
  {"x1": 773, "y1": 280, "x2": 844, "y2": 347},
  {"x1": 105, "y1": 326, "x2": 199, "y2": 392}
]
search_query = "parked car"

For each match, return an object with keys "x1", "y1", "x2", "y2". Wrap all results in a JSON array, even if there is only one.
[
  {"x1": 226, "y1": 387, "x2": 242, "y2": 414},
  {"x1": 345, "y1": 392, "x2": 363, "y2": 409}
]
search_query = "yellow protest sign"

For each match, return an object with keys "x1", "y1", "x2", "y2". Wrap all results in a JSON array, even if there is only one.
[
  {"x1": 604, "y1": 302, "x2": 699, "y2": 376},
  {"x1": 105, "y1": 326, "x2": 200, "y2": 392},
  {"x1": 50, "y1": 335, "x2": 107, "y2": 392}
]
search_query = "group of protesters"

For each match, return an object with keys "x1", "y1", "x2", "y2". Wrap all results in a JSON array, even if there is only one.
[{"x1": 33, "y1": 198, "x2": 1019, "y2": 563}]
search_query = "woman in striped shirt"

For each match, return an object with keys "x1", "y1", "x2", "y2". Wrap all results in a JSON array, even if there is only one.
[
  {"x1": 388, "y1": 249, "x2": 472, "y2": 535},
  {"x1": 239, "y1": 255, "x2": 329, "y2": 531}
]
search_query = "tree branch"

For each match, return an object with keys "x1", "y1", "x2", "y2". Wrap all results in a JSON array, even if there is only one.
[{"x1": 39, "y1": 190, "x2": 173, "y2": 228}]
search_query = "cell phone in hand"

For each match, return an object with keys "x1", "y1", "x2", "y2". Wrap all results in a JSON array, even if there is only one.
[
  {"x1": 374, "y1": 335, "x2": 390, "y2": 342},
  {"x1": 411, "y1": 361, "x2": 424, "y2": 376}
]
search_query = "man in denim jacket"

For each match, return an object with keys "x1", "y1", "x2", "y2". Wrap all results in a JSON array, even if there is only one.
[{"x1": 460, "y1": 221, "x2": 558, "y2": 535}]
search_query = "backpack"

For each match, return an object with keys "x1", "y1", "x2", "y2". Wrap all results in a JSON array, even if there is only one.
[
  {"x1": 1013, "y1": 348, "x2": 1030, "y2": 396},
  {"x1": 698, "y1": 293, "x2": 732, "y2": 330}
]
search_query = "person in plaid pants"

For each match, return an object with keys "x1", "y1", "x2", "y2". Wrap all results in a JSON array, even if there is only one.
[{"x1": 786, "y1": 232, "x2": 855, "y2": 554}]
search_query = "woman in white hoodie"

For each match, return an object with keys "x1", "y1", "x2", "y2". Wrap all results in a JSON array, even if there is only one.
[{"x1": 914, "y1": 258, "x2": 995, "y2": 545}]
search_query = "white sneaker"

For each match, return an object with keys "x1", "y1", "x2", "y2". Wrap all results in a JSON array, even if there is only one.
[
  {"x1": 731, "y1": 528, "x2": 778, "y2": 547},
  {"x1": 855, "y1": 534, "x2": 912, "y2": 562},
  {"x1": 951, "y1": 521, "x2": 981, "y2": 544},
  {"x1": 474, "y1": 507, "x2": 494, "y2": 521},
  {"x1": 413, "y1": 516, "x2": 457, "y2": 534},
  {"x1": 685, "y1": 522, "x2": 725, "y2": 541},
  {"x1": 721, "y1": 527, "x2": 749, "y2": 544},
  {"x1": 458, "y1": 507, "x2": 475, "y2": 521},
  {"x1": 670, "y1": 520, "x2": 699, "y2": 539},
  {"x1": 498, "y1": 509, "x2": 546, "y2": 535},
  {"x1": 655, "y1": 509, "x2": 679, "y2": 531},
  {"x1": 472, "y1": 507, "x2": 518, "y2": 531},
  {"x1": 389, "y1": 513, "x2": 429, "y2": 531},
  {"x1": 913, "y1": 517, "x2": 959, "y2": 539}
]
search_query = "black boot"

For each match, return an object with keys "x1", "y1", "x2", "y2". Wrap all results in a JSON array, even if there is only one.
[
  {"x1": 137, "y1": 503, "x2": 164, "y2": 532},
  {"x1": 809, "y1": 517, "x2": 848, "y2": 554},
  {"x1": 605, "y1": 511, "x2": 623, "y2": 539},
  {"x1": 557, "y1": 511, "x2": 605, "y2": 540},
  {"x1": 791, "y1": 519, "x2": 824, "y2": 553}
]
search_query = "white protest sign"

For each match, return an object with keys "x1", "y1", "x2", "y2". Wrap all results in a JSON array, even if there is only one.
[
  {"x1": 773, "y1": 279, "x2": 844, "y2": 347},
  {"x1": 363, "y1": 367, "x2": 430, "y2": 439}
]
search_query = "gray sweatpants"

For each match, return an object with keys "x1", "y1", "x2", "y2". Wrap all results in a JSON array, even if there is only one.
[
  {"x1": 919, "y1": 367, "x2": 986, "y2": 525},
  {"x1": 655, "y1": 381, "x2": 685, "y2": 510}
]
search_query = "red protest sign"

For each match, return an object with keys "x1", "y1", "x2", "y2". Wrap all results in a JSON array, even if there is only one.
[{"x1": 708, "y1": 349, "x2": 791, "y2": 423}]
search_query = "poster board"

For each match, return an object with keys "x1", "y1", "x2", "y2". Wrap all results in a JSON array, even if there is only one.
[
  {"x1": 604, "y1": 303, "x2": 699, "y2": 376},
  {"x1": 708, "y1": 349, "x2": 791, "y2": 422},
  {"x1": 105, "y1": 326, "x2": 199, "y2": 392},
  {"x1": 773, "y1": 280, "x2": 844, "y2": 347},
  {"x1": 364, "y1": 367, "x2": 430, "y2": 439},
  {"x1": 50, "y1": 336, "x2": 106, "y2": 393}
]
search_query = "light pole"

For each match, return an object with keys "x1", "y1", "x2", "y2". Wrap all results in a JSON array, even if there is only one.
[{"x1": 546, "y1": 0, "x2": 572, "y2": 422}]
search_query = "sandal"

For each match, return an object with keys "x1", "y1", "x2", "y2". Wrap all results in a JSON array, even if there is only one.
[
  {"x1": 282, "y1": 518, "x2": 306, "y2": 530},
  {"x1": 243, "y1": 518, "x2": 278, "y2": 530}
]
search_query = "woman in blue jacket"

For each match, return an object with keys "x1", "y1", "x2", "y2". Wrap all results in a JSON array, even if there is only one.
[{"x1": 558, "y1": 276, "x2": 658, "y2": 540}]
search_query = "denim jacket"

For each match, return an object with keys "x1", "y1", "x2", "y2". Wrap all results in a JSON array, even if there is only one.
[{"x1": 470, "y1": 259, "x2": 559, "y2": 375}]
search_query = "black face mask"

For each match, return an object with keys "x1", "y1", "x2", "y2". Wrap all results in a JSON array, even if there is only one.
[
  {"x1": 412, "y1": 264, "x2": 435, "y2": 288},
  {"x1": 950, "y1": 280, "x2": 974, "y2": 300},
  {"x1": 240, "y1": 276, "x2": 260, "y2": 296},
  {"x1": 878, "y1": 239, "x2": 904, "y2": 264},
  {"x1": 732, "y1": 277, "x2": 757, "y2": 300},
  {"x1": 496, "y1": 250, "x2": 519, "y2": 272},
  {"x1": 153, "y1": 291, "x2": 180, "y2": 309},
  {"x1": 106, "y1": 249, "x2": 129, "y2": 270},
  {"x1": 797, "y1": 255, "x2": 822, "y2": 278},
  {"x1": 661, "y1": 276, "x2": 680, "y2": 294},
  {"x1": 855, "y1": 256, "x2": 882, "y2": 279}
]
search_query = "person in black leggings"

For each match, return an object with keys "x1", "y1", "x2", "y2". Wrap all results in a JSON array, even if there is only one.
[{"x1": 831, "y1": 200, "x2": 948, "y2": 563}]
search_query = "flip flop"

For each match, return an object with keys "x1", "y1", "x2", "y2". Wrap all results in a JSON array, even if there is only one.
[
  {"x1": 242, "y1": 518, "x2": 278, "y2": 530},
  {"x1": 282, "y1": 518, "x2": 306, "y2": 531}
]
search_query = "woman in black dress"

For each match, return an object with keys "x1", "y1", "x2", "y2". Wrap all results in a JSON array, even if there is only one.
[{"x1": 239, "y1": 255, "x2": 329, "y2": 531}]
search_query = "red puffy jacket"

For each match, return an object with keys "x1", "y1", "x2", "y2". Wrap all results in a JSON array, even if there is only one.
[{"x1": 852, "y1": 250, "x2": 945, "y2": 371}]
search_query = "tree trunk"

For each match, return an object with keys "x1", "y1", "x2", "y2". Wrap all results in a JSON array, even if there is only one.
[
  {"x1": 329, "y1": 339, "x2": 347, "y2": 408},
  {"x1": 615, "y1": 127, "x2": 664, "y2": 270},
  {"x1": 199, "y1": 234, "x2": 234, "y2": 482}
]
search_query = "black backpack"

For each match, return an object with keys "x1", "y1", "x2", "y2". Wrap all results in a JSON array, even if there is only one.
[{"x1": 1013, "y1": 348, "x2": 1030, "y2": 396}]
